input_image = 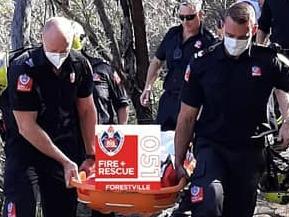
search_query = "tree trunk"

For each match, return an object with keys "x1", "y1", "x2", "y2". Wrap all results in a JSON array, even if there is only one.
[
  {"x1": 129, "y1": 0, "x2": 152, "y2": 124},
  {"x1": 11, "y1": 0, "x2": 34, "y2": 50},
  {"x1": 120, "y1": 0, "x2": 153, "y2": 124},
  {"x1": 94, "y1": 0, "x2": 123, "y2": 74},
  {"x1": 128, "y1": 0, "x2": 149, "y2": 89}
]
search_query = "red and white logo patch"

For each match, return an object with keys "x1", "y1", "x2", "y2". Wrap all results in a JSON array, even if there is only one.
[
  {"x1": 184, "y1": 65, "x2": 191, "y2": 82},
  {"x1": 17, "y1": 74, "x2": 33, "y2": 92},
  {"x1": 96, "y1": 126, "x2": 138, "y2": 179},
  {"x1": 98, "y1": 126, "x2": 124, "y2": 157},
  {"x1": 194, "y1": 40, "x2": 202, "y2": 49},
  {"x1": 70, "y1": 72, "x2": 75, "y2": 83},
  {"x1": 7, "y1": 202, "x2": 16, "y2": 217},
  {"x1": 191, "y1": 185, "x2": 204, "y2": 203},
  {"x1": 94, "y1": 125, "x2": 161, "y2": 191},
  {"x1": 251, "y1": 66, "x2": 262, "y2": 77}
]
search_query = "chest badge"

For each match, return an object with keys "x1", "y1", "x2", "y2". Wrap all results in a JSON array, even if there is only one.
[
  {"x1": 194, "y1": 40, "x2": 202, "y2": 49},
  {"x1": 70, "y1": 72, "x2": 75, "y2": 83},
  {"x1": 251, "y1": 66, "x2": 262, "y2": 77},
  {"x1": 17, "y1": 74, "x2": 33, "y2": 92}
]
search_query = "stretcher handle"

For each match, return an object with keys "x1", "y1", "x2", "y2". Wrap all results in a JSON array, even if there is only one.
[
  {"x1": 105, "y1": 202, "x2": 134, "y2": 208},
  {"x1": 69, "y1": 172, "x2": 95, "y2": 191}
]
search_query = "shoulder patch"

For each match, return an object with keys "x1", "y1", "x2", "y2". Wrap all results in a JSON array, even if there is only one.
[
  {"x1": 7, "y1": 202, "x2": 16, "y2": 217},
  {"x1": 191, "y1": 185, "x2": 204, "y2": 203},
  {"x1": 184, "y1": 64, "x2": 191, "y2": 82},
  {"x1": 17, "y1": 74, "x2": 33, "y2": 92}
]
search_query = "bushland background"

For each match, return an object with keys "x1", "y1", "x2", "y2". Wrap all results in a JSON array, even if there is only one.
[{"x1": 0, "y1": 0, "x2": 288, "y2": 216}]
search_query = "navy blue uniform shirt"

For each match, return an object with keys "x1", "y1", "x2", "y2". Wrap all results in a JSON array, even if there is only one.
[
  {"x1": 182, "y1": 43, "x2": 289, "y2": 147},
  {"x1": 6, "y1": 47, "x2": 93, "y2": 157},
  {"x1": 155, "y1": 24, "x2": 218, "y2": 92},
  {"x1": 89, "y1": 57, "x2": 129, "y2": 124}
]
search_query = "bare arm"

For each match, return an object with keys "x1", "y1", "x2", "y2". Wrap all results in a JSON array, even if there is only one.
[
  {"x1": 175, "y1": 103, "x2": 199, "y2": 178},
  {"x1": 144, "y1": 57, "x2": 163, "y2": 89},
  {"x1": 256, "y1": 29, "x2": 269, "y2": 45},
  {"x1": 117, "y1": 106, "x2": 129, "y2": 124},
  {"x1": 13, "y1": 111, "x2": 78, "y2": 186},
  {"x1": 140, "y1": 57, "x2": 163, "y2": 106},
  {"x1": 275, "y1": 89, "x2": 289, "y2": 149},
  {"x1": 275, "y1": 89, "x2": 289, "y2": 118},
  {"x1": 77, "y1": 94, "x2": 97, "y2": 175},
  {"x1": 76, "y1": 94, "x2": 97, "y2": 156},
  {"x1": 14, "y1": 111, "x2": 71, "y2": 164}
]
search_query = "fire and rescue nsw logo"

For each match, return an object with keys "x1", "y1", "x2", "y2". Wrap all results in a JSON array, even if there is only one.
[
  {"x1": 98, "y1": 126, "x2": 124, "y2": 156},
  {"x1": 94, "y1": 125, "x2": 161, "y2": 191}
]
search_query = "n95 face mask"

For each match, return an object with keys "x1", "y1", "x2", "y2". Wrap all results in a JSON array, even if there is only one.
[
  {"x1": 224, "y1": 36, "x2": 251, "y2": 57},
  {"x1": 45, "y1": 52, "x2": 69, "y2": 69}
]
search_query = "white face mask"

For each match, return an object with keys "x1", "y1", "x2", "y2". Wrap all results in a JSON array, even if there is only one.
[
  {"x1": 45, "y1": 52, "x2": 69, "y2": 69},
  {"x1": 224, "y1": 35, "x2": 251, "y2": 57}
]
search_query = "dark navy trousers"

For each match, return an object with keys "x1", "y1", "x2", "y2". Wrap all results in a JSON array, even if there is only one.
[{"x1": 188, "y1": 138, "x2": 266, "y2": 217}]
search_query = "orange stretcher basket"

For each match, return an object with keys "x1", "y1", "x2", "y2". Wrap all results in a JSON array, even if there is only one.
[{"x1": 70, "y1": 172, "x2": 186, "y2": 215}]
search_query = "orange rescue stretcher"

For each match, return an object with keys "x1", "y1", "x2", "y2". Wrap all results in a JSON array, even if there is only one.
[{"x1": 70, "y1": 172, "x2": 186, "y2": 216}]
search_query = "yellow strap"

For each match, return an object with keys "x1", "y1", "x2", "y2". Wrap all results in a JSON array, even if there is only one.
[{"x1": 0, "y1": 52, "x2": 7, "y2": 95}]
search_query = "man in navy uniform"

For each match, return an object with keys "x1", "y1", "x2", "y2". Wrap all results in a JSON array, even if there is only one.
[
  {"x1": 175, "y1": 2, "x2": 289, "y2": 217},
  {"x1": 140, "y1": 0, "x2": 218, "y2": 131},
  {"x1": 3, "y1": 17, "x2": 97, "y2": 217}
]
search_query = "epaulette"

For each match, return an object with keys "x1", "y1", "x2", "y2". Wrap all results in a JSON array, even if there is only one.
[
  {"x1": 11, "y1": 51, "x2": 31, "y2": 66},
  {"x1": 193, "y1": 41, "x2": 222, "y2": 60},
  {"x1": 250, "y1": 43, "x2": 277, "y2": 56},
  {"x1": 250, "y1": 43, "x2": 289, "y2": 67}
]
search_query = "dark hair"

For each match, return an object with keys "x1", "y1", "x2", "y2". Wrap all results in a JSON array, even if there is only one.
[{"x1": 225, "y1": 2, "x2": 256, "y2": 25}]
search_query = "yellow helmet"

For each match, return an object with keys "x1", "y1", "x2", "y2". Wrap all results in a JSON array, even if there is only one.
[
  {"x1": 0, "y1": 52, "x2": 7, "y2": 95},
  {"x1": 263, "y1": 191, "x2": 289, "y2": 204},
  {"x1": 72, "y1": 22, "x2": 86, "y2": 51}
]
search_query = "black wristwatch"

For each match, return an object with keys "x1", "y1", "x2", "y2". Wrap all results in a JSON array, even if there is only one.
[{"x1": 85, "y1": 154, "x2": 95, "y2": 160}]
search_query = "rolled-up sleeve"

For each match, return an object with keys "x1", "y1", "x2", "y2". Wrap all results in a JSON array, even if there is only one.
[
  {"x1": 77, "y1": 59, "x2": 94, "y2": 98},
  {"x1": 181, "y1": 64, "x2": 204, "y2": 108}
]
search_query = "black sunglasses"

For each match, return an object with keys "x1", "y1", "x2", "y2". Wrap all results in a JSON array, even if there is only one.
[{"x1": 179, "y1": 14, "x2": 197, "y2": 21}]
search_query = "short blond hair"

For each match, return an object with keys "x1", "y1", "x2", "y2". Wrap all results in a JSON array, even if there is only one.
[{"x1": 180, "y1": 0, "x2": 203, "y2": 12}]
